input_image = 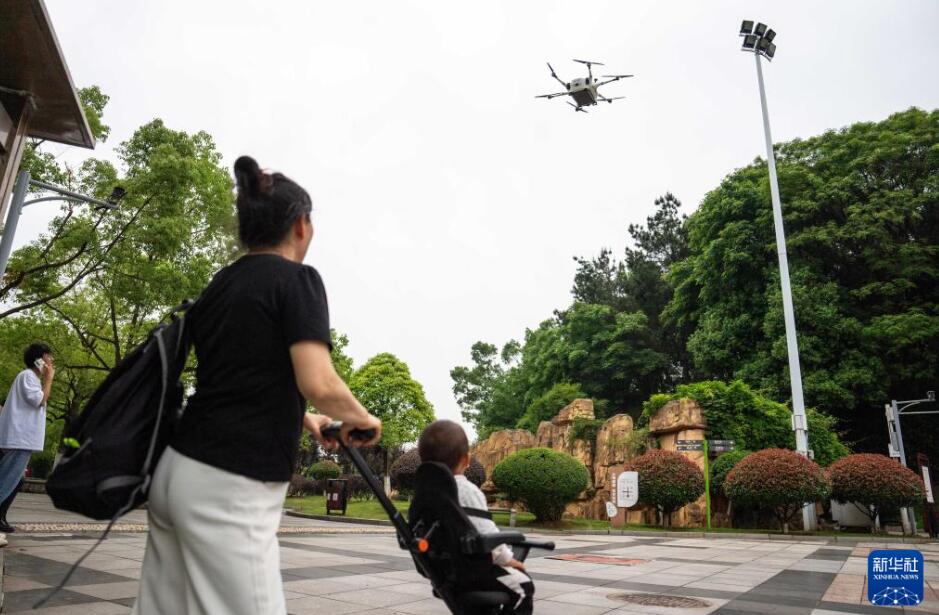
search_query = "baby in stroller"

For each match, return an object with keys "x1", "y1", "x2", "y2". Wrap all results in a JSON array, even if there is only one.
[{"x1": 417, "y1": 420, "x2": 535, "y2": 615}]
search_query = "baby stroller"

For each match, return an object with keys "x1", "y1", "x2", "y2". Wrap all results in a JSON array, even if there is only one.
[{"x1": 323, "y1": 423, "x2": 555, "y2": 615}]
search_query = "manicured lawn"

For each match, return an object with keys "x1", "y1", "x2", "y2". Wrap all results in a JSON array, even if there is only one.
[
  {"x1": 284, "y1": 495, "x2": 610, "y2": 530},
  {"x1": 285, "y1": 495, "x2": 407, "y2": 519}
]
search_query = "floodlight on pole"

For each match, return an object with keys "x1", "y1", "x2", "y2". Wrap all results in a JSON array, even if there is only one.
[{"x1": 738, "y1": 20, "x2": 816, "y2": 531}]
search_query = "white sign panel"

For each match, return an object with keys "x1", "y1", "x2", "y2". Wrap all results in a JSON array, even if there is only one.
[
  {"x1": 923, "y1": 467, "x2": 935, "y2": 504},
  {"x1": 605, "y1": 501, "x2": 617, "y2": 519},
  {"x1": 616, "y1": 471, "x2": 639, "y2": 508}
]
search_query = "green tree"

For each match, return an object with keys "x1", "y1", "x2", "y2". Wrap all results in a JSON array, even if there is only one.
[
  {"x1": 641, "y1": 380, "x2": 849, "y2": 466},
  {"x1": 0, "y1": 89, "x2": 237, "y2": 449},
  {"x1": 665, "y1": 108, "x2": 939, "y2": 459},
  {"x1": 516, "y1": 382, "x2": 585, "y2": 432},
  {"x1": 350, "y1": 353, "x2": 435, "y2": 480}
]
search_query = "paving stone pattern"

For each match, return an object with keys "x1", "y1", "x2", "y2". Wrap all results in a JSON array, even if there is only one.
[{"x1": 3, "y1": 495, "x2": 939, "y2": 615}]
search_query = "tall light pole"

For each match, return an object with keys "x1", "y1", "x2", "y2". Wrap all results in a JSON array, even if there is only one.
[{"x1": 739, "y1": 21, "x2": 815, "y2": 531}]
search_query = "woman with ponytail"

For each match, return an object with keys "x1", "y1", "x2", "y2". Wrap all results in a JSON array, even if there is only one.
[{"x1": 133, "y1": 156, "x2": 382, "y2": 615}]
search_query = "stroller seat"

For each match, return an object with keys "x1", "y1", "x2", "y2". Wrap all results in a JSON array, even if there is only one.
[
  {"x1": 320, "y1": 423, "x2": 555, "y2": 615},
  {"x1": 408, "y1": 461, "x2": 554, "y2": 615}
]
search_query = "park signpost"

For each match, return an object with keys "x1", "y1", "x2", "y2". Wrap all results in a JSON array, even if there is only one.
[{"x1": 675, "y1": 439, "x2": 736, "y2": 530}]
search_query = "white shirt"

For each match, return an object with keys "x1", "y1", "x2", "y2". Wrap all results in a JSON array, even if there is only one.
[
  {"x1": 455, "y1": 474, "x2": 514, "y2": 565},
  {"x1": 0, "y1": 369, "x2": 47, "y2": 451}
]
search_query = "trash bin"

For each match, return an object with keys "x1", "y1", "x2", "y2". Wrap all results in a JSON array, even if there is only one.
[{"x1": 326, "y1": 478, "x2": 348, "y2": 516}]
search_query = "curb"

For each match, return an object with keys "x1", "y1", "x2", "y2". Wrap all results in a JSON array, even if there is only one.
[
  {"x1": 284, "y1": 510, "x2": 393, "y2": 527},
  {"x1": 561, "y1": 528, "x2": 937, "y2": 544}
]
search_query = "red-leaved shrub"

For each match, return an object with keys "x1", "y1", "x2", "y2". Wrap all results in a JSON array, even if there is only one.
[
  {"x1": 828, "y1": 453, "x2": 924, "y2": 530},
  {"x1": 626, "y1": 450, "x2": 704, "y2": 526},
  {"x1": 724, "y1": 449, "x2": 829, "y2": 532}
]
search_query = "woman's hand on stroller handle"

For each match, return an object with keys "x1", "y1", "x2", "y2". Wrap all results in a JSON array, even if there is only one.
[{"x1": 320, "y1": 418, "x2": 381, "y2": 448}]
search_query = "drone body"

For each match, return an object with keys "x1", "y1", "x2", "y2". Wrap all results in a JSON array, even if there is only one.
[{"x1": 537, "y1": 59, "x2": 633, "y2": 112}]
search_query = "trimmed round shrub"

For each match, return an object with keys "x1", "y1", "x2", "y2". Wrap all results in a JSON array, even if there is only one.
[
  {"x1": 828, "y1": 453, "x2": 924, "y2": 531},
  {"x1": 390, "y1": 449, "x2": 421, "y2": 495},
  {"x1": 391, "y1": 449, "x2": 486, "y2": 495},
  {"x1": 464, "y1": 457, "x2": 486, "y2": 488},
  {"x1": 724, "y1": 449, "x2": 830, "y2": 532},
  {"x1": 625, "y1": 450, "x2": 705, "y2": 526},
  {"x1": 492, "y1": 448, "x2": 589, "y2": 522},
  {"x1": 710, "y1": 450, "x2": 750, "y2": 495},
  {"x1": 306, "y1": 460, "x2": 341, "y2": 491}
]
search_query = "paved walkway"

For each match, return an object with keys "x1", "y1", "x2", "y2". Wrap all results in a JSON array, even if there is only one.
[{"x1": 2, "y1": 495, "x2": 938, "y2": 614}]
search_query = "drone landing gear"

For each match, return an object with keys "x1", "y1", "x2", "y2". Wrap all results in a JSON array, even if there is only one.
[{"x1": 566, "y1": 102, "x2": 588, "y2": 113}]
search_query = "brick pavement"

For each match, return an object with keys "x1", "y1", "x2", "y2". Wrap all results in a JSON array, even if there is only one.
[{"x1": 2, "y1": 495, "x2": 938, "y2": 615}]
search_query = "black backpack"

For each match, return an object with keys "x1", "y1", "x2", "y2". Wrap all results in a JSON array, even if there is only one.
[
  {"x1": 36, "y1": 301, "x2": 196, "y2": 608},
  {"x1": 46, "y1": 300, "x2": 195, "y2": 519}
]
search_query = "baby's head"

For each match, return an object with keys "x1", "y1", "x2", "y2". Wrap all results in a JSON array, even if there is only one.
[{"x1": 418, "y1": 419, "x2": 470, "y2": 475}]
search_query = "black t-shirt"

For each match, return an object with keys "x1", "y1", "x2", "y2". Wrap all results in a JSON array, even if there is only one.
[{"x1": 172, "y1": 254, "x2": 331, "y2": 482}]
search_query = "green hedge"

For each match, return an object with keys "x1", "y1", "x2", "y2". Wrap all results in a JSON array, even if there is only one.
[
  {"x1": 710, "y1": 450, "x2": 750, "y2": 495},
  {"x1": 641, "y1": 380, "x2": 849, "y2": 466},
  {"x1": 307, "y1": 460, "x2": 341, "y2": 481},
  {"x1": 492, "y1": 448, "x2": 589, "y2": 522}
]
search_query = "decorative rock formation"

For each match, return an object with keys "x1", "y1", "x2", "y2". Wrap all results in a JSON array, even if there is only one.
[
  {"x1": 470, "y1": 397, "x2": 711, "y2": 528},
  {"x1": 470, "y1": 429, "x2": 535, "y2": 492},
  {"x1": 648, "y1": 398, "x2": 708, "y2": 527}
]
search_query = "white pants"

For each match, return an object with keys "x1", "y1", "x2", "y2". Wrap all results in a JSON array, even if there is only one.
[{"x1": 133, "y1": 447, "x2": 289, "y2": 615}]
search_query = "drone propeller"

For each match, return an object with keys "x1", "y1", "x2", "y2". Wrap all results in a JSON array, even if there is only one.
[
  {"x1": 601, "y1": 74, "x2": 634, "y2": 79},
  {"x1": 572, "y1": 59, "x2": 605, "y2": 66},
  {"x1": 603, "y1": 96, "x2": 625, "y2": 103},
  {"x1": 546, "y1": 62, "x2": 567, "y2": 88}
]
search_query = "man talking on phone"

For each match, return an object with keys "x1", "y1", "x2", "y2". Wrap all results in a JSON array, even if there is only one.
[{"x1": 0, "y1": 343, "x2": 55, "y2": 527}]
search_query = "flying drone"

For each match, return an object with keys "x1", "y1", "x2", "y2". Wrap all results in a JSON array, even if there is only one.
[{"x1": 536, "y1": 59, "x2": 633, "y2": 112}]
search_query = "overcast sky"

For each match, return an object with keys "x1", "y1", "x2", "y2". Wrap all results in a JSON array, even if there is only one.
[{"x1": 18, "y1": 0, "x2": 939, "y2": 437}]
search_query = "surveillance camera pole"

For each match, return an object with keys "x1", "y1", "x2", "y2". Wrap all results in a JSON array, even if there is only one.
[
  {"x1": 886, "y1": 393, "x2": 938, "y2": 536},
  {"x1": 749, "y1": 37, "x2": 816, "y2": 531},
  {"x1": 0, "y1": 170, "x2": 120, "y2": 283}
]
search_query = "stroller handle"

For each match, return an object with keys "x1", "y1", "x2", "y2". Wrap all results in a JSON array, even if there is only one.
[{"x1": 321, "y1": 421, "x2": 377, "y2": 443}]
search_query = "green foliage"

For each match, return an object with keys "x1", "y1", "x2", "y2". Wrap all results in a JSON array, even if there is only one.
[
  {"x1": 307, "y1": 460, "x2": 341, "y2": 482},
  {"x1": 828, "y1": 454, "x2": 924, "y2": 526},
  {"x1": 389, "y1": 449, "x2": 421, "y2": 495},
  {"x1": 78, "y1": 85, "x2": 111, "y2": 142},
  {"x1": 640, "y1": 380, "x2": 849, "y2": 466},
  {"x1": 330, "y1": 330, "x2": 355, "y2": 383},
  {"x1": 492, "y1": 448, "x2": 590, "y2": 521},
  {"x1": 710, "y1": 450, "x2": 750, "y2": 495},
  {"x1": 605, "y1": 426, "x2": 656, "y2": 459},
  {"x1": 452, "y1": 194, "x2": 685, "y2": 437},
  {"x1": 625, "y1": 450, "x2": 705, "y2": 524},
  {"x1": 724, "y1": 449, "x2": 831, "y2": 531},
  {"x1": 516, "y1": 382, "x2": 585, "y2": 432},
  {"x1": 1, "y1": 89, "x2": 237, "y2": 443},
  {"x1": 350, "y1": 353, "x2": 435, "y2": 452},
  {"x1": 665, "y1": 108, "x2": 939, "y2": 459},
  {"x1": 570, "y1": 418, "x2": 604, "y2": 444},
  {"x1": 28, "y1": 451, "x2": 56, "y2": 479}
]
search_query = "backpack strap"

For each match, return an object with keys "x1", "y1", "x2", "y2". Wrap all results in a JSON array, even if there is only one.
[{"x1": 463, "y1": 507, "x2": 493, "y2": 520}]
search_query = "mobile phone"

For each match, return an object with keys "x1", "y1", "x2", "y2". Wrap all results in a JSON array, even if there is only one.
[{"x1": 34, "y1": 358, "x2": 46, "y2": 373}]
